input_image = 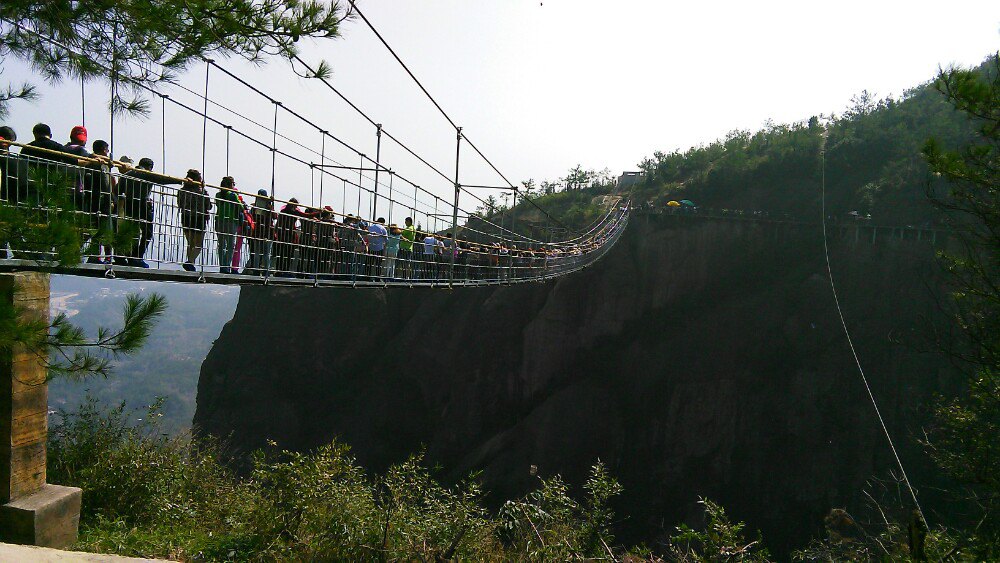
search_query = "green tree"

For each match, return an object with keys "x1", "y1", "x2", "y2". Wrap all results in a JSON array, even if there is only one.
[
  {"x1": 480, "y1": 194, "x2": 498, "y2": 217},
  {"x1": 923, "y1": 53, "x2": 1000, "y2": 559},
  {"x1": 0, "y1": 279, "x2": 166, "y2": 380},
  {"x1": 518, "y1": 179, "x2": 536, "y2": 203},
  {"x1": 843, "y1": 89, "x2": 883, "y2": 121},
  {"x1": 0, "y1": 167, "x2": 167, "y2": 379},
  {"x1": 562, "y1": 164, "x2": 593, "y2": 191},
  {"x1": 540, "y1": 180, "x2": 559, "y2": 195},
  {"x1": 666, "y1": 498, "x2": 770, "y2": 562},
  {"x1": 0, "y1": 77, "x2": 37, "y2": 119},
  {"x1": 0, "y1": 0, "x2": 353, "y2": 116}
]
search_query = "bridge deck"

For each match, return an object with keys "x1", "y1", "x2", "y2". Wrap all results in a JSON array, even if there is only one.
[{"x1": 0, "y1": 258, "x2": 600, "y2": 288}]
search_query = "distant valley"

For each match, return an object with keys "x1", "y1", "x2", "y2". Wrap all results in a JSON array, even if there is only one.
[{"x1": 48, "y1": 275, "x2": 239, "y2": 434}]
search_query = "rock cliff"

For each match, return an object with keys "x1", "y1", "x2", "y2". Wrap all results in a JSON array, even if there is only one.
[{"x1": 195, "y1": 214, "x2": 959, "y2": 553}]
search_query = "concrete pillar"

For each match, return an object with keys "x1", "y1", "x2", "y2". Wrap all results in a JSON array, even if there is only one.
[{"x1": 0, "y1": 272, "x2": 81, "y2": 548}]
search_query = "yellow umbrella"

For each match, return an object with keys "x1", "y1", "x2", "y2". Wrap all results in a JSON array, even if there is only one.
[{"x1": 667, "y1": 200, "x2": 681, "y2": 207}]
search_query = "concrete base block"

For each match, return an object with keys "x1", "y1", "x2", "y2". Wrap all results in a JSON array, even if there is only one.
[{"x1": 0, "y1": 484, "x2": 82, "y2": 548}]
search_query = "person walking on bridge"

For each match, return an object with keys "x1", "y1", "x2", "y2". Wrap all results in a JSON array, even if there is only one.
[
  {"x1": 246, "y1": 189, "x2": 274, "y2": 276},
  {"x1": 64, "y1": 126, "x2": 91, "y2": 212},
  {"x1": 177, "y1": 169, "x2": 211, "y2": 271},
  {"x1": 215, "y1": 176, "x2": 242, "y2": 274},
  {"x1": 118, "y1": 157, "x2": 180, "y2": 268},
  {"x1": 399, "y1": 216, "x2": 416, "y2": 279},
  {"x1": 19, "y1": 123, "x2": 74, "y2": 165},
  {"x1": 63, "y1": 126, "x2": 90, "y2": 159},
  {"x1": 21, "y1": 124, "x2": 81, "y2": 209},
  {"x1": 83, "y1": 139, "x2": 117, "y2": 264},
  {"x1": 384, "y1": 223, "x2": 401, "y2": 279},
  {"x1": 275, "y1": 198, "x2": 306, "y2": 276},
  {"x1": 342, "y1": 214, "x2": 367, "y2": 280},
  {"x1": 367, "y1": 217, "x2": 387, "y2": 279},
  {"x1": 0, "y1": 126, "x2": 31, "y2": 257},
  {"x1": 315, "y1": 206, "x2": 338, "y2": 279},
  {"x1": 421, "y1": 231, "x2": 439, "y2": 280},
  {"x1": 0, "y1": 126, "x2": 29, "y2": 208}
]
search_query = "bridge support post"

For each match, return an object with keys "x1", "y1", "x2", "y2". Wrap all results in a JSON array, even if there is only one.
[
  {"x1": 0, "y1": 273, "x2": 81, "y2": 548},
  {"x1": 449, "y1": 127, "x2": 462, "y2": 288},
  {"x1": 373, "y1": 124, "x2": 382, "y2": 219}
]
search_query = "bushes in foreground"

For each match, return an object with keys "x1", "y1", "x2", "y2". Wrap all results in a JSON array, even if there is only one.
[
  {"x1": 50, "y1": 398, "x2": 652, "y2": 560},
  {"x1": 54, "y1": 398, "x2": 995, "y2": 561},
  {"x1": 50, "y1": 397, "x2": 781, "y2": 561}
]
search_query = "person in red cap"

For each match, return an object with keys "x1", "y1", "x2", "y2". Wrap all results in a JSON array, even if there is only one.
[
  {"x1": 64, "y1": 125, "x2": 91, "y2": 158},
  {"x1": 57, "y1": 125, "x2": 93, "y2": 217}
]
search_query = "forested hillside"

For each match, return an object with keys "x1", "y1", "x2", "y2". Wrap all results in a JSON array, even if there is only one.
[{"x1": 504, "y1": 58, "x2": 992, "y2": 231}]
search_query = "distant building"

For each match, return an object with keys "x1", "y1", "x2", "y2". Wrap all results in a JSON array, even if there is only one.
[{"x1": 617, "y1": 171, "x2": 645, "y2": 189}]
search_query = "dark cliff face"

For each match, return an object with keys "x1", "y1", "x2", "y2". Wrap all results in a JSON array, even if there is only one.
[{"x1": 196, "y1": 215, "x2": 958, "y2": 553}]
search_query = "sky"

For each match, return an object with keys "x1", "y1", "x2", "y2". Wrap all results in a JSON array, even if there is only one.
[{"x1": 2, "y1": 0, "x2": 998, "y2": 228}]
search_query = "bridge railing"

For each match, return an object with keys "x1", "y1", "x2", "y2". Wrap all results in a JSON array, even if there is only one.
[
  {"x1": 636, "y1": 205, "x2": 953, "y2": 246},
  {"x1": 0, "y1": 147, "x2": 628, "y2": 287}
]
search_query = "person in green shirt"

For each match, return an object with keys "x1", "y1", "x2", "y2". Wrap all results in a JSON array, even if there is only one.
[
  {"x1": 400, "y1": 216, "x2": 417, "y2": 279},
  {"x1": 215, "y1": 176, "x2": 242, "y2": 274}
]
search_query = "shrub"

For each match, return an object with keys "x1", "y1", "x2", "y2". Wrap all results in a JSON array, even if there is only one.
[{"x1": 49, "y1": 397, "x2": 658, "y2": 561}]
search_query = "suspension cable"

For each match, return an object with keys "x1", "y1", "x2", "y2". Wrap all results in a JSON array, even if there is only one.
[
  {"x1": 200, "y1": 60, "x2": 210, "y2": 176},
  {"x1": 80, "y1": 77, "x2": 86, "y2": 127},
  {"x1": 819, "y1": 144, "x2": 926, "y2": 524},
  {"x1": 5, "y1": 17, "x2": 559, "y2": 247},
  {"x1": 347, "y1": 0, "x2": 457, "y2": 130},
  {"x1": 204, "y1": 56, "x2": 541, "y2": 242},
  {"x1": 319, "y1": 132, "x2": 326, "y2": 208},
  {"x1": 160, "y1": 94, "x2": 167, "y2": 173},
  {"x1": 208, "y1": 59, "x2": 495, "y2": 227},
  {"x1": 345, "y1": 0, "x2": 571, "y2": 233},
  {"x1": 270, "y1": 101, "x2": 279, "y2": 199}
]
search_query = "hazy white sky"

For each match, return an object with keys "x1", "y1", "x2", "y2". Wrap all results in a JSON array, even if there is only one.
[{"x1": 4, "y1": 0, "x2": 998, "y2": 224}]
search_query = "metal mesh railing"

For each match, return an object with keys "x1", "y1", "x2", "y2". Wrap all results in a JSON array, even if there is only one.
[{"x1": 0, "y1": 146, "x2": 629, "y2": 287}]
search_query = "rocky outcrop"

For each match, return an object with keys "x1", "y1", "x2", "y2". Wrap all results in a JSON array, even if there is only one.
[{"x1": 195, "y1": 215, "x2": 959, "y2": 553}]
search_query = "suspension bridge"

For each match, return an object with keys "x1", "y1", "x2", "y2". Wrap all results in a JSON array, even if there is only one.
[
  {"x1": 0, "y1": 8, "x2": 638, "y2": 551},
  {"x1": 0, "y1": 142, "x2": 628, "y2": 287},
  {"x1": 0, "y1": 6, "x2": 630, "y2": 289}
]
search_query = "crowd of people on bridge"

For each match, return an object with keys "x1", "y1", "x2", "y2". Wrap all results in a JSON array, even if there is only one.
[{"x1": 1, "y1": 122, "x2": 604, "y2": 281}]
